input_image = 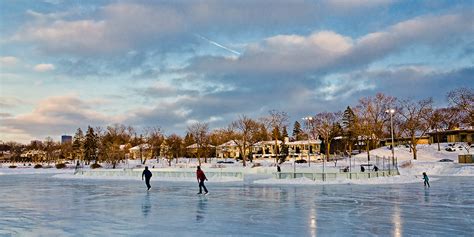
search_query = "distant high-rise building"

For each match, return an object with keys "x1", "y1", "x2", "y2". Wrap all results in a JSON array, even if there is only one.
[{"x1": 61, "y1": 135, "x2": 72, "y2": 144}]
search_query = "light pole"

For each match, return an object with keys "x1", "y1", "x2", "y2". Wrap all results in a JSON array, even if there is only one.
[
  {"x1": 386, "y1": 109, "x2": 395, "y2": 168},
  {"x1": 302, "y1": 117, "x2": 313, "y2": 167}
]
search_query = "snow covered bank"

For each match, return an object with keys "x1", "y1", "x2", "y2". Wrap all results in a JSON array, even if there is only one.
[
  {"x1": 254, "y1": 175, "x2": 438, "y2": 185},
  {"x1": 398, "y1": 160, "x2": 474, "y2": 176},
  {"x1": 0, "y1": 168, "x2": 74, "y2": 176},
  {"x1": 53, "y1": 173, "x2": 242, "y2": 183}
]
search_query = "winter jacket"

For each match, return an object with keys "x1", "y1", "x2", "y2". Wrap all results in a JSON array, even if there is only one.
[{"x1": 196, "y1": 170, "x2": 207, "y2": 181}]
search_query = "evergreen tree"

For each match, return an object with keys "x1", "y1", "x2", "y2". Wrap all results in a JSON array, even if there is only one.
[
  {"x1": 72, "y1": 128, "x2": 84, "y2": 161},
  {"x1": 281, "y1": 126, "x2": 289, "y2": 140},
  {"x1": 342, "y1": 106, "x2": 357, "y2": 156},
  {"x1": 84, "y1": 126, "x2": 98, "y2": 165},
  {"x1": 292, "y1": 121, "x2": 303, "y2": 140}
]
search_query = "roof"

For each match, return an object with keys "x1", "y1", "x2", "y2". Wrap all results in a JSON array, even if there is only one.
[
  {"x1": 217, "y1": 140, "x2": 240, "y2": 148},
  {"x1": 286, "y1": 139, "x2": 322, "y2": 145},
  {"x1": 253, "y1": 140, "x2": 282, "y2": 146},
  {"x1": 427, "y1": 128, "x2": 474, "y2": 135},
  {"x1": 186, "y1": 143, "x2": 215, "y2": 149},
  {"x1": 129, "y1": 143, "x2": 151, "y2": 151}
]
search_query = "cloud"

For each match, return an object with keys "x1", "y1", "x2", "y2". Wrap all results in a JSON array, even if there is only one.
[
  {"x1": 186, "y1": 12, "x2": 473, "y2": 75},
  {"x1": 323, "y1": 0, "x2": 394, "y2": 10},
  {"x1": 0, "y1": 95, "x2": 118, "y2": 141},
  {"x1": 9, "y1": 1, "x2": 322, "y2": 55},
  {"x1": 0, "y1": 56, "x2": 19, "y2": 67},
  {"x1": 0, "y1": 97, "x2": 27, "y2": 108},
  {"x1": 33, "y1": 63, "x2": 55, "y2": 72}
]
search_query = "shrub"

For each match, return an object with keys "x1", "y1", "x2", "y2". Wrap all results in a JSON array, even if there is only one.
[
  {"x1": 34, "y1": 164, "x2": 43, "y2": 169},
  {"x1": 90, "y1": 163, "x2": 102, "y2": 169},
  {"x1": 55, "y1": 163, "x2": 66, "y2": 169},
  {"x1": 8, "y1": 165, "x2": 17, "y2": 168}
]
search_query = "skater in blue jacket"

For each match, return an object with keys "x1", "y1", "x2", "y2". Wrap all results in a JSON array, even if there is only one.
[{"x1": 422, "y1": 172, "x2": 430, "y2": 187}]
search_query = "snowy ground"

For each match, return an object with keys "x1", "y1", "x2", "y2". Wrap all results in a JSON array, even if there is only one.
[{"x1": 1, "y1": 143, "x2": 473, "y2": 185}]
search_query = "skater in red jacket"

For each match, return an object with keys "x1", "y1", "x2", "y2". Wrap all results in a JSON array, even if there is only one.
[{"x1": 196, "y1": 166, "x2": 208, "y2": 195}]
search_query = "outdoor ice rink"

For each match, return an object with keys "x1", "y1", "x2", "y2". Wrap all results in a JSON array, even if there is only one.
[{"x1": 1, "y1": 174, "x2": 473, "y2": 236}]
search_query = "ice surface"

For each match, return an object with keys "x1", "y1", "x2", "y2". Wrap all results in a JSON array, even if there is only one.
[{"x1": 0, "y1": 174, "x2": 473, "y2": 236}]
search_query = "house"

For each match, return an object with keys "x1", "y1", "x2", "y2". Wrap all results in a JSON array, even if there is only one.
[
  {"x1": 185, "y1": 143, "x2": 215, "y2": 158},
  {"x1": 129, "y1": 144, "x2": 151, "y2": 159},
  {"x1": 427, "y1": 128, "x2": 474, "y2": 144},
  {"x1": 20, "y1": 150, "x2": 46, "y2": 161},
  {"x1": 286, "y1": 139, "x2": 322, "y2": 158},
  {"x1": 380, "y1": 136, "x2": 430, "y2": 147},
  {"x1": 252, "y1": 140, "x2": 282, "y2": 159},
  {"x1": 216, "y1": 140, "x2": 242, "y2": 159},
  {"x1": 380, "y1": 128, "x2": 474, "y2": 147}
]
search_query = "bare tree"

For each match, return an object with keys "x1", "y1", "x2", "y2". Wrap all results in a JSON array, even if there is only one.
[
  {"x1": 144, "y1": 126, "x2": 164, "y2": 164},
  {"x1": 228, "y1": 115, "x2": 262, "y2": 167},
  {"x1": 312, "y1": 112, "x2": 342, "y2": 162},
  {"x1": 398, "y1": 98, "x2": 434, "y2": 160},
  {"x1": 166, "y1": 134, "x2": 183, "y2": 165},
  {"x1": 187, "y1": 122, "x2": 210, "y2": 165},
  {"x1": 262, "y1": 110, "x2": 289, "y2": 163},
  {"x1": 43, "y1": 137, "x2": 56, "y2": 164},
  {"x1": 430, "y1": 108, "x2": 444, "y2": 151},
  {"x1": 355, "y1": 93, "x2": 397, "y2": 161},
  {"x1": 447, "y1": 87, "x2": 474, "y2": 127}
]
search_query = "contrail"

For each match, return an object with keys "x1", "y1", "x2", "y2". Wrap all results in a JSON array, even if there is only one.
[{"x1": 195, "y1": 34, "x2": 241, "y2": 56}]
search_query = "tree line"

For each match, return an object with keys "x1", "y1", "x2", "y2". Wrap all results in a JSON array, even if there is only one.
[{"x1": 1, "y1": 87, "x2": 472, "y2": 166}]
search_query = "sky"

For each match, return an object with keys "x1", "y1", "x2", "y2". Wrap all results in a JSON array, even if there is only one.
[{"x1": 0, "y1": 0, "x2": 473, "y2": 143}]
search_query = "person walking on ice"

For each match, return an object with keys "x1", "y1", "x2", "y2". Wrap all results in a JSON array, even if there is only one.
[
  {"x1": 422, "y1": 172, "x2": 430, "y2": 188},
  {"x1": 196, "y1": 166, "x2": 208, "y2": 195},
  {"x1": 142, "y1": 166, "x2": 153, "y2": 191}
]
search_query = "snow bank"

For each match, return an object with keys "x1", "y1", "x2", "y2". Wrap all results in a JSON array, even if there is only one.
[
  {"x1": 53, "y1": 173, "x2": 242, "y2": 183},
  {"x1": 253, "y1": 175, "x2": 436, "y2": 185},
  {"x1": 353, "y1": 143, "x2": 470, "y2": 162},
  {"x1": 398, "y1": 160, "x2": 474, "y2": 176},
  {"x1": 0, "y1": 168, "x2": 74, "y2": 176}
]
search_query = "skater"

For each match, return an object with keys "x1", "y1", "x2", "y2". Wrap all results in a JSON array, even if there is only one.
[
  {"x1": 142, "y1": 166, "x2": 152, "y2": 190},
  {"x1": 277, "y1": 165, "x2": 281, "y2": 172},
  {"x1": 422, "y1": 172, "x2": 430, "y2": 187},
  {"x1": 196, "y1": 166, "x2": 208, "y2": 195}
]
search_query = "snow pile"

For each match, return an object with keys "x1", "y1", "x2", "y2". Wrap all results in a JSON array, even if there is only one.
[{"x1": 353, "y1": 143, "x2": 469, "y2": 162}]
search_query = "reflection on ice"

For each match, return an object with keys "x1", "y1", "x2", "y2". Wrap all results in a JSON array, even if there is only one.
[
  {"x1": 392, "y1": 203, "x2": 402, "y2": 237},
  {"x1": 142, "y1": 192, "x2": 151, "y2": 218},
  {"x1": 0, "y1": 175, "x2": 473, "y2": 236}
]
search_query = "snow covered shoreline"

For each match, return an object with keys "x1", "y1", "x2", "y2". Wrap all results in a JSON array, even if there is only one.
[{"x1": 2, "y1": 143, "x2": 472, "y2": 185}]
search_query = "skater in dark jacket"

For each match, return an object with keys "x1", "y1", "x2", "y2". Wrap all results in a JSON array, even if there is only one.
[
  {"x1": 196, "y1": 166, "x2": 208, "y2": 195},
  {"x1": 422, "y1": 172, "x2": 430, "y2": 187},
  {"x1": 142, "y1": 166, "x2": 152, "y2": 190}
]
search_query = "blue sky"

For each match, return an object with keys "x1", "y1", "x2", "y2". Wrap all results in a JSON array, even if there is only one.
[{"x1": 0, "y1": 0, "x2": 473, "y2": 143}]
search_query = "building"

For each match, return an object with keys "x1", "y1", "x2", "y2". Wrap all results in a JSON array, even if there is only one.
[
  {"x1": 61, "y1": 135, "x2": 72, "y2": 144},
  {"x1": 185, "y1": 143, "x2": 215, "y2": 158},
  {"x1": 216, "y1": 140, "x2": 242, "y2": 159},
  {"x1": 427, "y1": 128, "x2": 474, "y2": 144},
  {"x1": 252, "y1": 140, "x2": 282, "y2": 159},
  {"x1": 129, "y1": 144, "x2": 151, "y2": 159},
  {"x1": 380, "y1": 128, "x2": 474, "y2": 147},
  {"x1": 286, "y1": 139, "x2": 322, "y2": 159}
]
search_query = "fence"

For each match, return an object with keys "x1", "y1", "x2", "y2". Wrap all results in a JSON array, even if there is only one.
[
  {"x1": 74, "y1": 168, "x2": 244, "y2": 180},
  {"x1": 276, "y1": 169, "x2": 399, "y2": 181}
]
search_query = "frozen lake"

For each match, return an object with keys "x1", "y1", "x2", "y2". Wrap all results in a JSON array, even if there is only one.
[{"x1": 0, "y1": 174, "x2": 473, "y2": 236}]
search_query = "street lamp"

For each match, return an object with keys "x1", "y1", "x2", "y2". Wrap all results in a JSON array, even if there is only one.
[
  {"x1": 302, "y1": 116, "x2": 313, "y2": 167},
  {"x1": 385, "y1": 109, "x2": 396, "y2": 168}
]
